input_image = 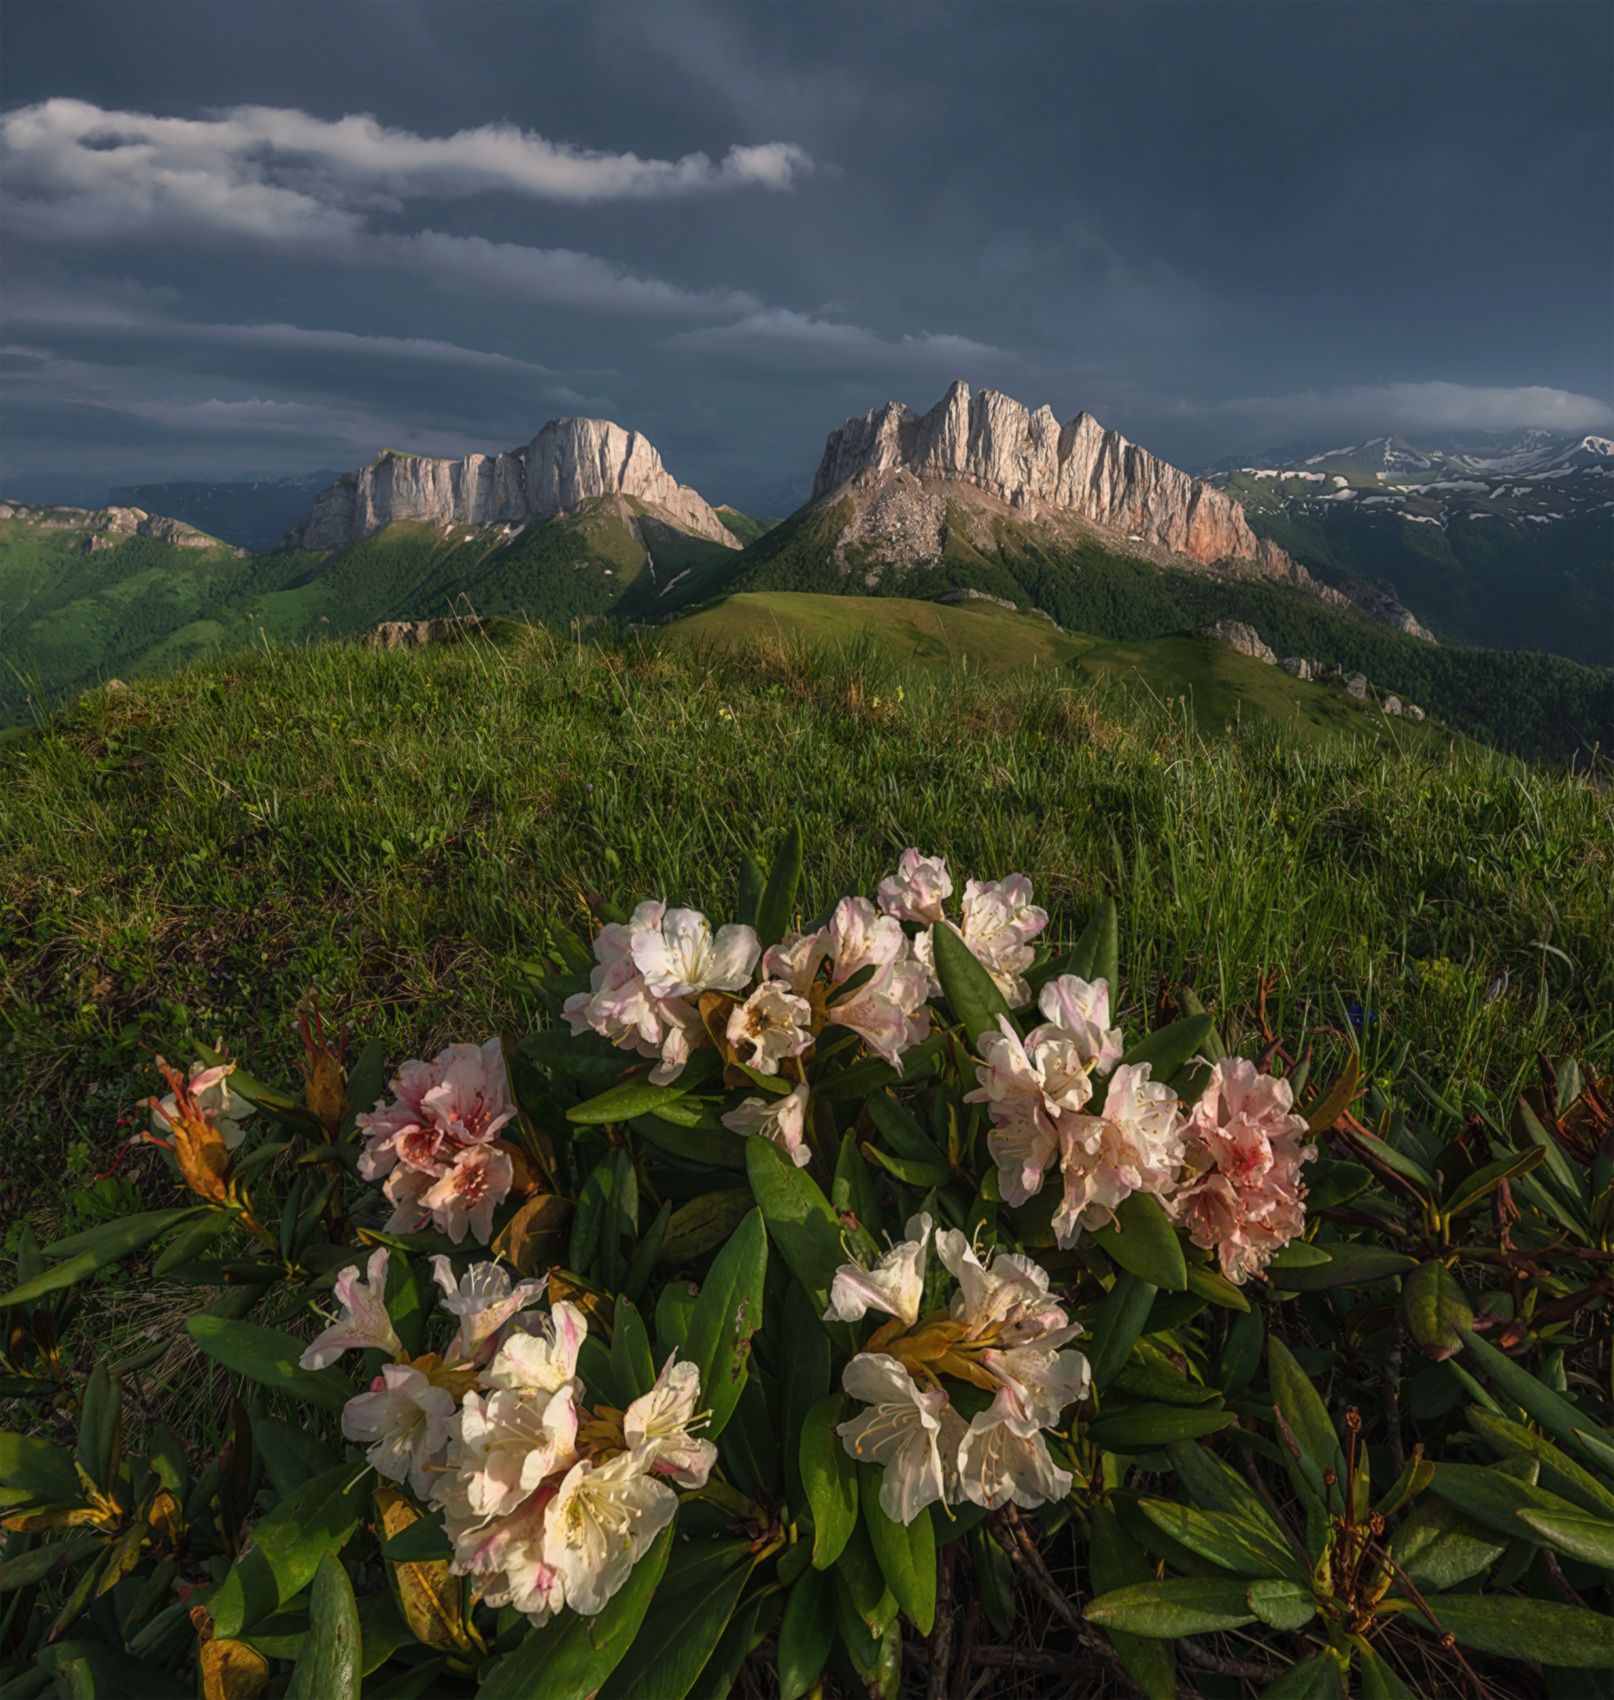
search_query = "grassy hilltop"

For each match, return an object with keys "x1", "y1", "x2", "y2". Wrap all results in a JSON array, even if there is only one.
[{"x1": 2, "y1": 626, "x2": 1608, "y2": 1223}]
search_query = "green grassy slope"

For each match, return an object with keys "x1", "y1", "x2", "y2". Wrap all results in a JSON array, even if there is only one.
[
  {"x1": 2, "y1": 501, "x2": 739, "y2": 718},
  {"x1": 681, "y1": 502, "x2": 1611, "y2": 762},
  {"x1": 664, "y1": 591, "x2": 1457, "y2": 750},
  {"x1": 2, "y1": 632, "x2": 1607, "y2": 1216}
]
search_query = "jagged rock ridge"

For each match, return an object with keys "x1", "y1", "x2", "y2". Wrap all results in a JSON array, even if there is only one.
[
  {"x1": 292, "y1": 419, "x2": 737, "y2": 552},
  {"x1": 809, "y1": 382, "x2": 1433, "y2": 639},
  {"x1": 0, "y1": 502, "x2": 243, "y2": 555}
]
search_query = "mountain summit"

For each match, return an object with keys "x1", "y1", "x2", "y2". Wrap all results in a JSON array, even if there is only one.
[
  {"x1": 292, "y1": 418, "x2": 738, "y2": 552},
  {"x1": 795, "y1": 381, "x2": 1430, "y2": 637}
]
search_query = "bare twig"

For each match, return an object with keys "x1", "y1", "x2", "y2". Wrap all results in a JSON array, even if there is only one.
[
  {"x1": 1175, "y1": 1636, "x2": 1285, "y2": 1683},
  {"x1": 928, "y1": 1540, "x2": 956, "y2": 1700}
]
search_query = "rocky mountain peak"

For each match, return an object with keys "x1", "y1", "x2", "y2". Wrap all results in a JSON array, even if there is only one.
[{"x1": 292, "y1": 418, "x2": 737, "y2": 553}]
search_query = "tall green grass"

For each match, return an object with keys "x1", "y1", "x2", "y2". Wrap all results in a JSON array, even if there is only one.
[{"x1": 2, "y1": 627, "x2": 1608, "y2": 1219}]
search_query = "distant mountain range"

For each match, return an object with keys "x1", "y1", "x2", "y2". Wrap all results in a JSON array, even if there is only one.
[
  {"x1": 108, "y1": 470, "x2": 345, "y2": 554},
  {"x1": 1208, "y1": 429, "x2": 1613, "y2": 665},
  {"x1": 3, "y1": 390, "x2": 1608, "y2": 760}
]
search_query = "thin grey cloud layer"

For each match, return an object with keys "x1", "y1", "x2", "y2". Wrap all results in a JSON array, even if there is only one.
[{"x1": 0, "y1": 0, "x2": 1608, "y2": 511}]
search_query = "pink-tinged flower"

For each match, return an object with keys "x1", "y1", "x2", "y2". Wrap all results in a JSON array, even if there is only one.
[
  {"x1": 957, "y1": 1386, "x2": 1074, "y2": 1510},
  {"x1": 877, "y1": 849, "x2": 954, "y2": 926},
  {"x1": 968, "y1": 1015, "x2": 1094, "y2": 1206},
  {"x1": 431, "y1": 1257, "x2": 546, "y2": 1366},
  {"x1": 623, "y1": 1354, "x2": 716, "y2": 1488},
  {"x1": 934, "y1": 1231, "x2": 1079, "y2": 1350},
  {"x1": 357, "y1": 1040, "x2": 515, "y2": 1186},
  {"x1": 422, "y1": 1144, "x2": 513, "y2": 1246},
  {"x1": 341, "y1": 1363, "x2": 456, "y2": 1498},
  {"x1": 1173, "y1": 1057, "x2": 1315, "y2": 1283},
  {"x1": 1035, "y1": 976, "x2": 1124, "y2": 1076},
  {"x1": 1052, "y1": 1063, "x2": 1185, "y2": 1247},
  {"x1": 449, "y1": 1384, "x2": 579, "y2": 1520},
  {"x1": 542, "y1": 1450, "x2": 677, "y2": 1617},
  {"x1": 486, "y1": 1300, "x2": 588, "y2": 1395},
  {"x1": 564, "y1": 902, "x2": 732, "y2": 1085},
  {"x1": 764, "y1": 900, "x2": 933, "y2": 1070},
  {"x1": 300, "y1": 1247, "x2": 403, "y2": 1369},
  {"x1": 956, "y1": 875, "x2": 1049, "y2": 1008},
  {"x1": 151, "y1": 1059, "x2": 256, "y2": 1151},
  {"x1": 721, "y1": 1085, "x2": 810, "y2": 1167},
  {"x1": 628, "y1": 906, "x2": 760, "y2": 1001},
  {"x1": 437, "y1": 1477, "x2": 567, "y2": 1625},
  {"x1": 381, "y1": 1164, "x2": 434, "y2": 1234},
  {"x1": 825, "y1": 1212, "x2": 932, "y2": 1326},
  {"x1": 726, "y1": 981, "x2": 813, "y2": 1074},
  {"x1": 836, "y1": 1353, "x2": 951, "y2": 1524}
]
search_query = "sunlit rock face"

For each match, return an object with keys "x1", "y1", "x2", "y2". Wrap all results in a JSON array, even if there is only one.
[{"x1": 293, "y1": 419, "x2": 737, "y2": 551}]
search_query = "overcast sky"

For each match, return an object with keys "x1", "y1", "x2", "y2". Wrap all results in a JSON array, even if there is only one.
[{"x1": 2, "y1": 0, "x2": 1610, "y2": 510}]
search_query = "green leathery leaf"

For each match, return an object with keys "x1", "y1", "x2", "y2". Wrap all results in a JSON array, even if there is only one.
[
  {"x1": 210, "y1": 1463, "x2": 369, "y2": 1637},
  {"x1": 0, "y1": 1208, "x2": 206, "y2": 1306},
  {"x1": 1085, "y1": 1576, "x2": 1258, "y2": 1638},
  {"x1": 755, "y1": 822, "x2": 804, "y2": 949},
  {"x1": 1401, "y1": 1259, "x2": 1473, "y2": 1361},
  {"x1": 285, "y1": 1551, "x2": 360, "y2": 1700},
  {"x1": 679, "y1": 1207, "x2": 765, "y2": 1440},
  {"x1": 598, "y1": 1540, "x2": 754, "y2": 1700},
  {"x1": 1516, "y1": 1506, "x2": 1614, "y2": 1569},
  {"x1": 1119, "y1": 1015, "x2": 1212, "y2": 1082},
  {"x1": 1087, "y1": 1406, "x2": 1234, "y2": 1450},
  {"x1": 932, "y1": 919, "x2": 1014, "y2": 1050},
  {"x1": 744, "y1": 1137, "x2": 850, "y2": 1318},
  {"x1": 1089, "y1": 1272, "x2": 1155, "y2": 1393},
  {"x1": 1465, "y1": 1407, "x2": 1614, "y2": 1518},
  {"x1": 1267, "y1": 1337, "x2": 1344, "y2": 1502},
  {"x1": 1137, "y1": 1500, "x2": 1307, "y2": 1584},
  {"x1": 1089, "y1": 1192, "x2": 1187, "y2": 1291},
  {"x1": 567, "y1": 1076, "x2": 691, "y2": 1125},
  {"x1": 1088, "y1": 1503, "x2": 1174, "y2": 1700},
  {"x1": 777, "y1": 1566, "x2": 833, "y2": 1700},
  {"x1": 801, "y1": 1394, "x2": 858, "y2": 1568},
  {"x1": 609, "y1": 1296, "x2": 655, "y2": 1403},
  {"x1": 861, "y1": 1480, "x2": 936, "y2": 1634},
  {"x1": 1268, "y1": 1244, "x2": 1417, "y2": 1290},
  {"x1": 1261, "y1": 1653, "x2": 1344, "y2": 1699},
  {"x1": 1457, "y1": 1325, "x2": 1613, "y2": 1472},
  {"x1": 185, "y1": 1317, "x2": 350, "y2": 1412},
  {"x1": 1414, "y1": 1594, "x2": 1614, "y2": 1668}
]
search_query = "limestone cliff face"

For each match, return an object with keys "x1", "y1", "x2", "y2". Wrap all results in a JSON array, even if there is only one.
[
  {"x1": 810, "y1": 381, "x2": 1434, "y2": 638},
  {"x1": 813, "y1": 381, "x2": 1274, "y2": 565},
  {"x1": 293, "y1": 419, "x2": 736, "y2": 551}
]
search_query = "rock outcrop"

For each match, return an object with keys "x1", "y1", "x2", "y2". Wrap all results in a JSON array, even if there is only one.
[
  {"x1": 1197, "y1": 620, "x2": 1277, "y2": 665},
  {"x1": 808, "y1": 382, "x2": 1432, "y2": 638},
  {"x1": 363, "y1": 616, "x2": 488, "y2": 649},
  {"x1": 293, "y1": 420, "x2": 737, "y2": 552},
  {"x1": 1279, "y1": 656, "x2": 1315, "y2": 680},
  {"x1": 814, "y1": 381, "x2": 1278, "y2": 566},
  {"x1": 0, "y1": 502, "x2": 242, "y2": 554}
]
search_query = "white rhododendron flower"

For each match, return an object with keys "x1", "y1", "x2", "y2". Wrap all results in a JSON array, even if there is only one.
[
  {"x1": 1035, "y1": 975, "x2": 1124, "y2": 1076},
  {"x1": 622, "y1": 1354, "x2": 718, "y2": 1488},
  {"x1": 726, "y1": 980, "x2": 813, "y2": 1074},
  {"x1": 834, "y1": 1219, "x2": 1089, "y2": 1523},
  {"x1": 721, "y1": 1084, "x2": 811, "y2": 1166},
  {"x1": 1172, "y1": 1057, "x2": 1315, "y2": 1282},
  {"x1": 451, "y1": 1384, "x2": 579, "y2": 1520},
  {"x1": 300, "y1": 1247, "x2": 404, "y2": 1369},
  {"x1": 877, "y1": 849, "x2": 954, "y2": 925},
  {"x1": 765, "y1": 897, "x2": 932, "y2": 1068},
  {"x1": 485, "y1": 1300, "x2": 588, "y2": 1395},
  {"x1": 824, "y1": 1211, "x2": 932, "y2": 1326},
  {"x1": 836, "y1": 1352, "x2": 955, "y2": 1523},
  {"x1": 342, "y1": 1363, "x2": 456, "y2": 1498},
  {"x1": 629, "y1": 905, "x2": 760, "y2": 1001},
  {"x1": 542, "y1": 1450, "x2": 679, "y2": 1617},
  {"x1": 564, "y1": 901, "x2": 754, "y2": 1084},
  {"x1": 1051, "y1": 1062, "x2": 1185, "y2": 1246},
  {"x1": 430, "y1": 1258, "x2": 546, "y2": 1367},
  {"x1": 151, "y1": 1058, "x2": 256, "y2": 1151},
  {"x1": 356, "y1": 1039, "x2": 517, "y2": 1244}
]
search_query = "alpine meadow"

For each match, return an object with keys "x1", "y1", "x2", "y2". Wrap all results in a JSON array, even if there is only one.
[{"x1": 1, "y1": 6, "x2": 1611, "y2": 1700}]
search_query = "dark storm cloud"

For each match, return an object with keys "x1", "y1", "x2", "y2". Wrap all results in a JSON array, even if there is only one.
[{"x1": 1, "y1": 0, "x2": 1609, "y2": 510}]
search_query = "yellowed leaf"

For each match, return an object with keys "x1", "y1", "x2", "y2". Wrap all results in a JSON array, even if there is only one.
[
  {"x1": 1306, "y1": 1053, "x2": 1363, "y2": 1133},
  {"x1": 493, "y1": 1192, "x2": 574, "y2": 1276},
  {"x1": 376, "y1": 1486, "x2": 465, "y2": 1651},
  {"x1": 200, "y1": 1637, "x2": 270, "y2": 1700}
]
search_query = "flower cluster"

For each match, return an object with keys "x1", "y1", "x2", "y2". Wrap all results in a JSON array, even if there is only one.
[
  {"x1": 1173, "y1": 1058, "x2": 1317, "y2": 1282},
  {"x1": 301, "y1": 1249, "x2": 713, "y2": 1623},
  {"x1": 356, "y1": 1039, "x2": 518, "y2": 1244},
  {"x1": 827, "y1": 1214, "x2": 1089, "y2": 1522},
  {"x1": 968, "y1": 984, "x2": 1312, "y2": 1280}
]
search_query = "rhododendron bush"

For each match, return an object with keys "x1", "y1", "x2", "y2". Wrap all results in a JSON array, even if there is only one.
[{"x1": 3, "y1": 832, "x2": 1611, "y2": 1699}]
